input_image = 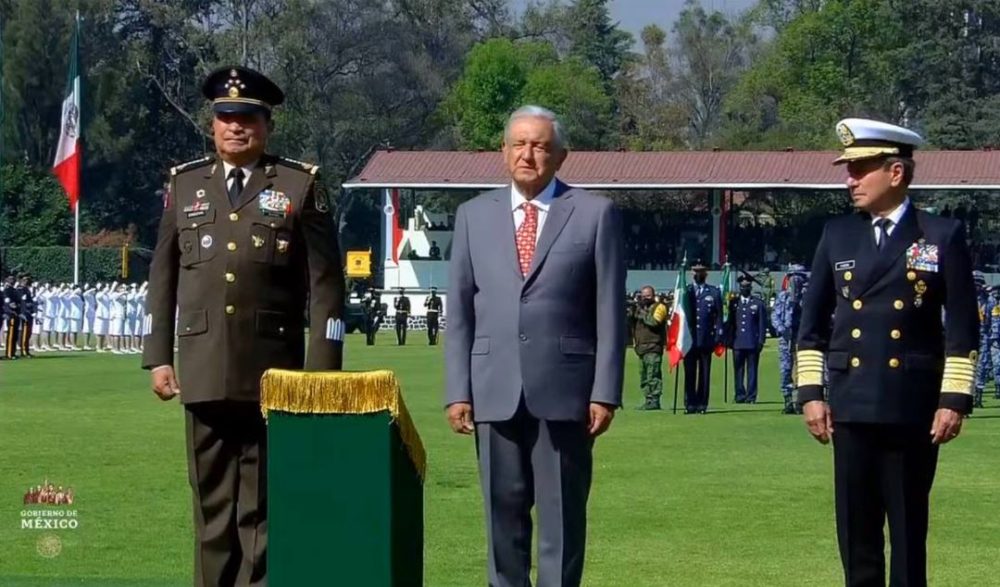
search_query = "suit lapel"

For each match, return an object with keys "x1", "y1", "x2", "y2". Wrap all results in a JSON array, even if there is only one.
[
  {"x1": 855, "y1": 205, "x2": 922, "y2": 297},
  {"x1": 524, "y1": 181, "x2": 574, "y2": 283},
  {"x1": 490, "y1": 189, "x2": 523, "y2": 279},
  {"x1": 233, "y1": 155, "x2": 277, "y2": 212}
]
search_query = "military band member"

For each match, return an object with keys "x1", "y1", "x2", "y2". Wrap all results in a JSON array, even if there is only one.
[
  {"x1": 727, "y1": 273, "x2": 766, "y2": 403},
  {"x1": 424, "y1": 286, "x2": 442, "y2": 345},
  {"x1": 393, "y1": 287, "x2": 410, "y2": 345},
  {"x1": 796, "y1": 118, "x2": 978, "y2": 587},
  {"x1": 142, "y1": 66, "x2": 345, "y2": 587}
]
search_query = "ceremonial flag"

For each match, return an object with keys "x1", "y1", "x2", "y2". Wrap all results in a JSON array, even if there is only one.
[{"x1": 666, "y1": 257, "x2": 692, "y2": 370}]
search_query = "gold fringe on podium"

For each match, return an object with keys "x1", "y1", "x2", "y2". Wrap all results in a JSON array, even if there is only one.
[{"x1": 260, "y1": 369, "x2": 426, "y2": 481}]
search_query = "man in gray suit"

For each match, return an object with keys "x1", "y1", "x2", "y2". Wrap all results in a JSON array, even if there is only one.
[{"x1": 445, "y1": 105, "x2": 626, "y2": 587}]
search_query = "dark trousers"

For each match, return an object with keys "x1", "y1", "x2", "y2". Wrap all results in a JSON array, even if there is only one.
[
  {"x1": 5, "y1": 316, "x2": 21, "y2": 358},
  {"x1": 833, "y1": 423, "x2": 939, "y2": 587},
  {"x1": 475, "y1": 402, "x2": 593, "y2": 587},
  {"x1": 732, "y1": 348, "x2": 761, "y2": 402},
  {"x1": 185, "y1": 401, "x2": 268, "y2": 587},
  {"x1": 395, "y1": 315, "x2": 408, "y2": 345},
  {"x1": 683, "y1": 347, "x2": 713, "y2": 411},
  {"x1": 20, "y1": 317, "x2": 33, "y2": 355},
  {"x1": 427, "y1": 314, "x2": 439, "y2": 345},
  {"x1": 365, "y1": 317, "x2": 378, "y2": 346}
]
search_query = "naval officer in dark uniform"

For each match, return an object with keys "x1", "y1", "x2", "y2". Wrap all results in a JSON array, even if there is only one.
[
  {"x1": 796, "y1": 118, "x2": 977, "y2": 587},
  {"x1": 142, "y1": 66, "x2": 346, "y2": 587},
  {"x1": 683, "y1": 259, "x2": 724, "y2": 413},
  {"x1": 727, "y1": 273, "x2": 767, "y2": 403}
]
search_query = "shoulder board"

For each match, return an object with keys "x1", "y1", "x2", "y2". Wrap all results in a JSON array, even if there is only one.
[
  {"x1": 276, "y1": 156, "x2": 320, "y2": 175},
  {"x1": 170, "y1": 156, "x2": 213, "y2": 176}
]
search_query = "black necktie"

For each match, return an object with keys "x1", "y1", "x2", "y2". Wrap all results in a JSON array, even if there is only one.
[
  {"x1": 875, "y1": 218, "x2": 892, "y2": 251},
  {"x1": 227, "y1": 168, "x2": 245, "y2": 206}
]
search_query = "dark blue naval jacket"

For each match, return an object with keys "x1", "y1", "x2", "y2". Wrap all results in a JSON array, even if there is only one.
[
  {"x1": 796, "y1": 205, "x2": 978, "y2": 424},
  {"x1": 685, "y1": 283, "x2": 724, "y2": 350},
  {"x1": 728, "y1": 295, "x2": 767, "y2": 350}
]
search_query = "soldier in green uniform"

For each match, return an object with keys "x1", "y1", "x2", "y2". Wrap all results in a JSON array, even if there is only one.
[
  {"x1": 142, "y1": 66, "x2": 345, "y2": 587},
  {"x1": 393, "y1": 287, "x2": 410, "y2": 345},
  {"x1": 424, "y1": 286, "x2": 442, "y2": 345},
  {"x1": 633, "y1": 285, "x2": 669, "y2": 410}
]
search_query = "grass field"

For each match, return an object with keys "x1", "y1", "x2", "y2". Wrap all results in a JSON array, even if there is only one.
[{"x1": 2, "y1": 336, "x2": 1000, "y2": 586}]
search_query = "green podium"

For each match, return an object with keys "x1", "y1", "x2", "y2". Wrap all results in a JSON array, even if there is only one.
[{"x1": 261, "y1": 369, "x2": 425, "y2": 587}]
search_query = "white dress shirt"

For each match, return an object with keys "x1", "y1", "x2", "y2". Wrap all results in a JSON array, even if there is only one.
[
  {"x1": 871, "y1": 197, "x2": 910, "y2": 246},
  {"x1": 511, "y1": 179, "x2": 557, "y2": 244},
  {"x1": 222, "y1": 160, "x2": 257, "y2": 193}
]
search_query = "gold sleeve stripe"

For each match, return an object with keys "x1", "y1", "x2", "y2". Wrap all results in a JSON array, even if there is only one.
[
  {"x1": 796, "y1": 350, "x2": 825, "y2": 387},
  {"x1": 941, "y1": 356, "x2": 974, "y2": 395}
]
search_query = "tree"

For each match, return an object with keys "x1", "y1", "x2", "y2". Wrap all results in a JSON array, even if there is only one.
[
  {"x1": 722, "y1": 0, "x2": 906, "y2": 149},
  {"x1": 564, "y1": 0, "x2": 633, "y2": 90},
  {"x1": 442, "y1": 38, "x2": 612, "y2": 149},
  {"x1": 672, "y1": 0, "x2": 759, "y2": 148},
  {"x1": 616, "y1": 25, "x2": 687, "y2": 150},
  {"x1": 0, "y1": 163, "x2": 73, "y2": 247},
  {"x1": 441, "y1": 38, "x2": 555, "y2": 149}
]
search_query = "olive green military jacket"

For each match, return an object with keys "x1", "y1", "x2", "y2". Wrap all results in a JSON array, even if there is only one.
[{"x1": 141, "y1": 154, "x2": 345, "y2": 403}]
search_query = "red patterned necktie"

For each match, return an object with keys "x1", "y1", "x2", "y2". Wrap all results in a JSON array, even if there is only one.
[{"x1": 516, "y1": 202, "x2": 538, "y2": 276}]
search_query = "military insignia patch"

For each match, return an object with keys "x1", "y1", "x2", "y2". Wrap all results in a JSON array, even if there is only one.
[
  {"x1": 835, "y1": 260, "x2": 855, "y2": 271},
  {"x1": 252, "y1": 235, "x2": 265, "y2": 249},
  {"x1": 196, "y1": 189, "x2": 206, "y2": 199},
  {"x1": 906, "y1": 243, "x2": 939, "y2": 272},
  {"x1": 201, "y1": 235, "x2": 213, "y2": 249},
  {"x1": 276, "y1": 238, "x2": 289, "y2": 254},
  {"x1": 836, "y1": 123, "x2": 855, "y2": 146},
  {"x1": 259, "y1": 190, "x2": 290, "y2": 217},
  {"x1": 183, "y1": 201, "x2": 211, "y2": 218}
]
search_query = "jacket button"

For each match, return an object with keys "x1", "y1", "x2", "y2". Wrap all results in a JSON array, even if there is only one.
[
  {"x1": 229, "y1": 213, "x2": 239, "y2": 222},
  {"x1": 851, "y1": 328, "x2": 861, "y2": 339},
  {"x1": 889, "y1": 358, "x2": 900, "y2": 368},
  {"x1": 850, "y1": 357, "x2": 861, "y2": 368},
  {"x1": 225, "y1": 273, "x2": 236, "y2": 283},
  {"x1": 893, "y1": 300, "x2": 904, "y2": 310},
  {"x1": 890, "y1": 329, "x2": 901, "y2": 340},
  {"x1": 227, "y1": 242, "x2": 237, "y2": 251},
  {"x1": 225, "y1": 305, "x2": 235, "y2": 315},
  {"x1": 852, "y1": 300, "x2": 863, "y2": 310}
]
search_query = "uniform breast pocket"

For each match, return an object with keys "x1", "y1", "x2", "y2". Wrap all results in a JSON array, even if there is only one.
[
  {"x1": 178, "y1": 221, "x2": 218, "y2": 267},
  {"x1": 249, "y1": 224, "x2": 293, "y2": 266}
]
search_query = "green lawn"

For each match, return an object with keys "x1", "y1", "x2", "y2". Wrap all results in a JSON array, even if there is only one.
[{"x1": 2, "y1": 337, "x2": 999, "y2": 586}]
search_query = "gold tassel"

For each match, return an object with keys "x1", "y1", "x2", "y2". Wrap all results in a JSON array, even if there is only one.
[{"x1": 260, "y1": 369, "x2": 427, "y2": 481}]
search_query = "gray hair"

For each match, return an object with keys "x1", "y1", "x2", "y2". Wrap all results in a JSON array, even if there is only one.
[{"x1": 504, "y1": 105, "x2": 567, "y2": 150}]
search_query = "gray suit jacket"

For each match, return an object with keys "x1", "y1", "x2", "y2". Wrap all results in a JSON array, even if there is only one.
[{"x1": 445, "y1": 180, "x2": 626, "y2": 422}]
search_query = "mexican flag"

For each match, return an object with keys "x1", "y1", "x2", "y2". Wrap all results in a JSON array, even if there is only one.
[
  {"x1": 52, "y1": 13, "x2": 81, "y2": 210},
  {"x1": 715, "y1": 262, "x2": 732, "y2": 357},
  {"x1": 666, "y1": 259, "x2": 692, "y2": 370}
]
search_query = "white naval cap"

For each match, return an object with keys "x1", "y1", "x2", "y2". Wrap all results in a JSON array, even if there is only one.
[{"x1": 833, "y1": 118, "x2": 924, "y2": 165}]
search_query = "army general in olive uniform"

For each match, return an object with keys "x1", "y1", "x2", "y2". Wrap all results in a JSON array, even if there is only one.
[{"x1": 142, "y1": 66, "x2": 346, "y2": 587}]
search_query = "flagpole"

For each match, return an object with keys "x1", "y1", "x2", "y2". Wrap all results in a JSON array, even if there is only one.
[{"x1": 73, "y1": 11, "x2": 81, "y2": 284}]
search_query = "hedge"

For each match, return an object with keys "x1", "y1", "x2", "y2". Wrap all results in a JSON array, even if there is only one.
[{"x1": 0, "y1": 246, "x2": 153, "y2": 284}]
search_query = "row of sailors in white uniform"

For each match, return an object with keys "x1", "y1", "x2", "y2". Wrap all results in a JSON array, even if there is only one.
[{"x1": 0, "y1": 282, "x2": 149, "y2": 354}]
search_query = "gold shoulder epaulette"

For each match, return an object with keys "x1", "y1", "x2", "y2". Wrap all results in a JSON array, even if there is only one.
[
  {"x1": 276, "y1": 156, "x2": 319, "y2": 174},
  {"x1": 170, "y1": 156, "x2": 213, "y2": 176}
]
